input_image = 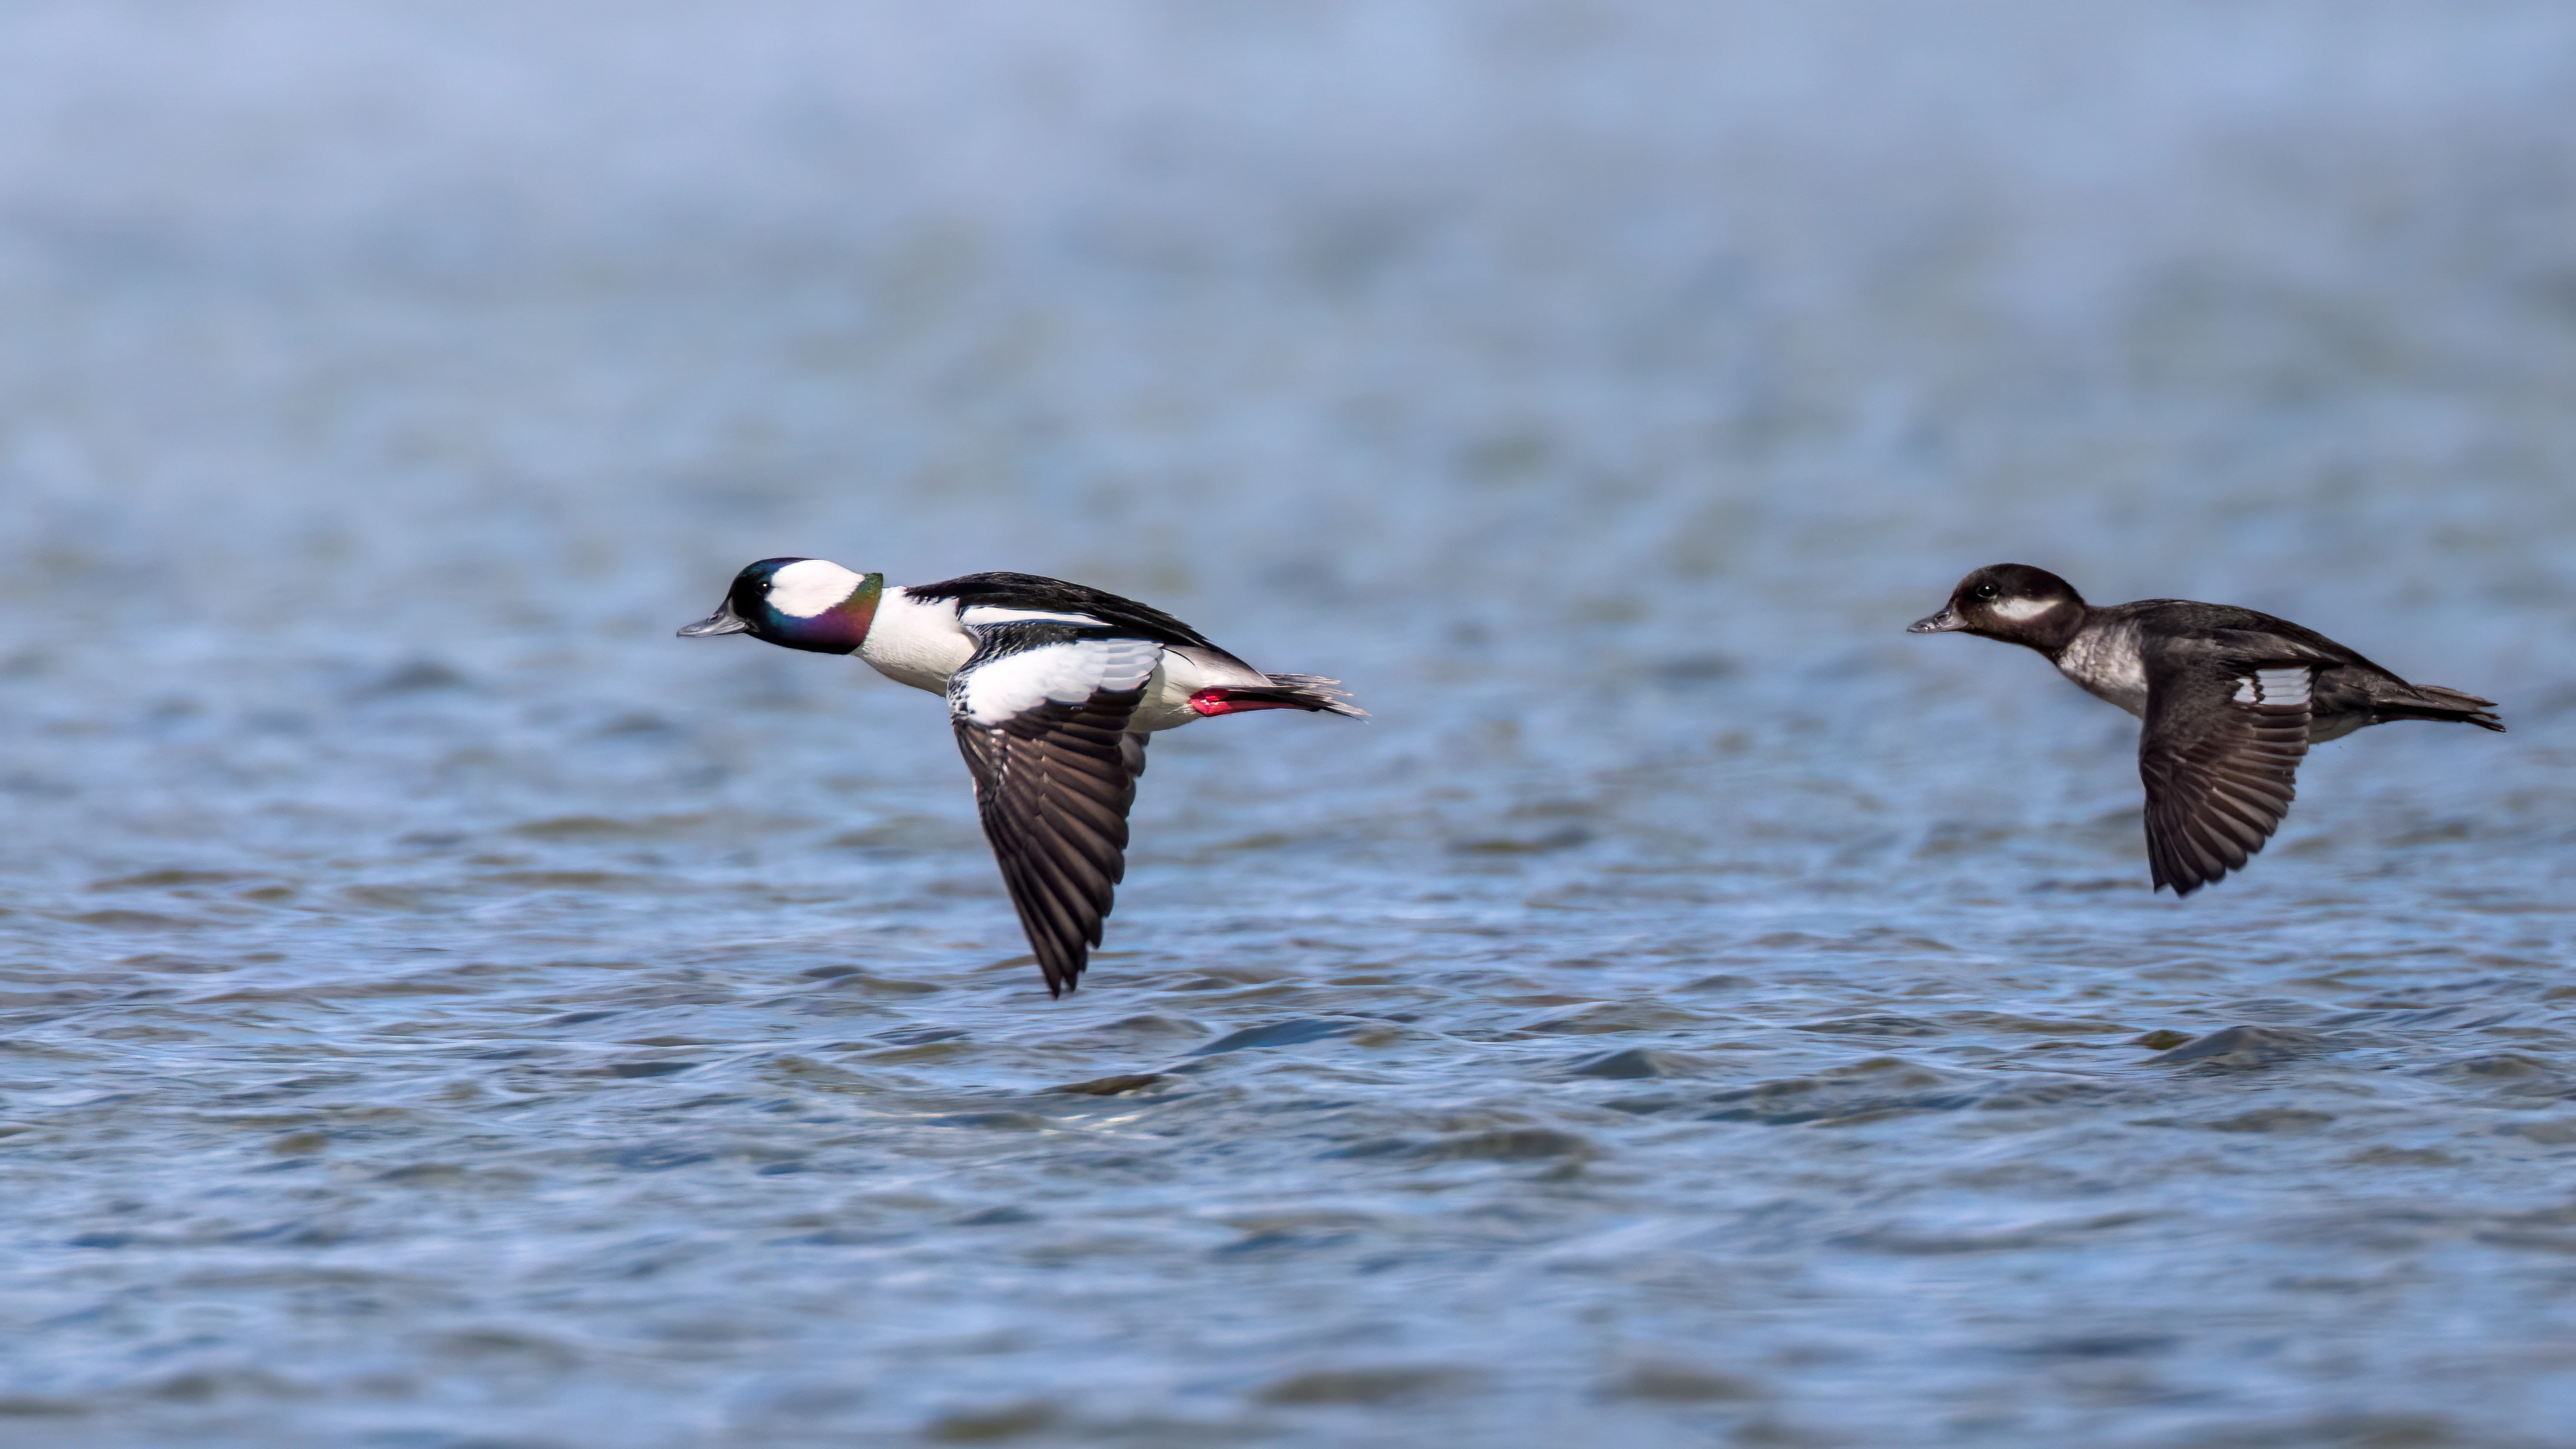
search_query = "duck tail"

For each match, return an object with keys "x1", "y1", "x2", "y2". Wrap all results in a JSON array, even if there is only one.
[
  {"x1": 2382, "y1": 683, "x2": 2505, "y2": 733},
  {"x1": 1187, "y1": 674, "x2": 1367, "y2": 720},
  {"x1": 1258, "y1": 673, "x2": 1368, "y2": 718}
]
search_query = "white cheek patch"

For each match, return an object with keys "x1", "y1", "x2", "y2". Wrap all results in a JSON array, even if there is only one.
[
  {"x1": 2234, "y1": 667, "x2": 2312, "y2": 707},
  {"x1": 769, "y1": 559, "x2": 866, "y2": 618},
  {"x1": 958, "y1": 638, "x2": 1161, "y2": 724},
  {"x1": 1989, "y1": 596, "x2": 2056, "y2": 622},
  {"x1": 961, "y1": 605, "x2": 1109, "y2": 628}
]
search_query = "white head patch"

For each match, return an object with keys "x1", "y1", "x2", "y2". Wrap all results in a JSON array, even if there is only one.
[
  {"x1": 2234, "y1": 667, "x2": 2312, "y2": 708},
  {"x1": 769, "y1": 559, "x2": 866, "y2": 618},
  {"x1": 1990, "y1": 595, "x2": 2057, "y2": 623}
]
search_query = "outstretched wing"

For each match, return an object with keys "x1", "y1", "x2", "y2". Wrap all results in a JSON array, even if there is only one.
[
  {"x1": 948, "y1": 624, "x2": 1162, "y2": 995},
  {"x1": 2138, "y1": 657, "x2": 2314, "y2": 894}
]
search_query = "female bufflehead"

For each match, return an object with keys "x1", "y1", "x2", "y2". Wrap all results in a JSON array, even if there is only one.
[
  {"x1": 681, "y1": 559, "x2": 1362, "y2": 995},
  {"x1": 1909, "y1": 563, "x2": 2502, "y2": 894}
]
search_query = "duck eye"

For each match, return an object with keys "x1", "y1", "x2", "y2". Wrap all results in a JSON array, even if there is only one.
[{"x1": 1973, "y1": 583, "x2": 1999, "y2": 601}]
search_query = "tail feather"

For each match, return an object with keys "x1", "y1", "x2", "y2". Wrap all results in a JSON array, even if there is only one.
[
  {"x1": 1228, "y1": 673, "x2": 1367, "y2": 719},
  {"x1": 2383, "y1": 683, "x2": 2505, "y2": 733}
]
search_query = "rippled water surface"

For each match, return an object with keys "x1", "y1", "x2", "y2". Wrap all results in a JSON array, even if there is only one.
[{"x1": 8, "y1": 4, "x2": 2576, "y2": 1444}]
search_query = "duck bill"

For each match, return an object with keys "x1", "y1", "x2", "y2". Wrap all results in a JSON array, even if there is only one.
[
  {"x1": 678, "y1": 603, "x2": 753, "y2": 638},
  {"x1": 1908, "y1": 607, "x2": 1964, "y2": 634}
]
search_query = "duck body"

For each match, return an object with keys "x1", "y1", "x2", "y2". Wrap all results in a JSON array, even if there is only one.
[
  {"x1": 2047, "y1": 598, "x2": 2477, "y2": 744},
  {"x1": 859, "y1": 571, "x2": 1332, "y2": 731},
  {"x1": 683, "y1": 559, "x2": 1360, "y2": 995},
  {"x1": 1910, "y1": 563, "x2": 2502, "y2": 894}
]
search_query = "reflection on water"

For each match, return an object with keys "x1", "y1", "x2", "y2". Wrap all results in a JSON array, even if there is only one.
[{"x1": 4, "y1": 2, "x2": 2576, "y2": 1444}]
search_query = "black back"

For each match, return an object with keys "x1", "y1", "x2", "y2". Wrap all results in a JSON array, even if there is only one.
[
  {"x1": 2110, "y1": 601, "x2": 2398, "y2": 678},
  {"x1": 907, "y1": 572, "x2": 1217, "y2": 650}
]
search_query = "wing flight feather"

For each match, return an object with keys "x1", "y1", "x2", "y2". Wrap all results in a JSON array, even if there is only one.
[
  {"x1": 947, "y1": 625, "x2": 1159, "y2": 994},
  {"x1": 2139, "y1": 655, "x2": 2313, "y2": 894}
]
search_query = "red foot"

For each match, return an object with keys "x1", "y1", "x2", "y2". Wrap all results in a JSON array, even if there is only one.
[{"x1": 1189, "y1": 690, "x2": 1305, "y2": 717}]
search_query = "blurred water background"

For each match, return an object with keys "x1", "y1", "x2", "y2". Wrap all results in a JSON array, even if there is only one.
[{"x1": 5, "y1": 2, "x2": 2576, "y2": 1444}]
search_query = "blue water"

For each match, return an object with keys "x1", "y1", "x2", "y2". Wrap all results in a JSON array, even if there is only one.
[{"x1": 5, "y1": 3, "x2": 2576, "y2": 1444}]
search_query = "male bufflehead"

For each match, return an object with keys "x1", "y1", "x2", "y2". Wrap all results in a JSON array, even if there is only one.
[
  {"x1": 1910, "y1": 563, "x2": 2502, "y2": 894},
  {"x1": 681, "y1": 559, "x2": 1362, "y2": 995}
]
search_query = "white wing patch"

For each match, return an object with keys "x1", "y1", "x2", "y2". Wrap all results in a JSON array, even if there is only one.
[
  {"x1": 770, "y1": 559, "x2": 866, "y2": 618},
  {"x1": 961, "y1": 605, "x2": 1108, "y2": 628},
  {"x1": 2234, "y1": 667, "x2": 2312, "y2": 708},
  {"x1": 1990, "y1": 596, "x2": 2057, "y2": 622},
  {"x1": 958, "y1": 638, "x2": 1161, "y2": 724}
]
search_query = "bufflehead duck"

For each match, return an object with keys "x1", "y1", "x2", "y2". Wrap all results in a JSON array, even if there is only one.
[
  {"x1": 1909, "y1": 563, "x2": 2502, "y2": 894},
  {"x1": 681, "y1": 559, "x2": 1362, "y2": 995}
]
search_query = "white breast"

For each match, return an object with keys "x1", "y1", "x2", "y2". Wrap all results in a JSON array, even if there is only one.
[
  {"x1": 856, "y1": 588, "x2": 978, "y2": 694},
  {"x1": 2055, "y1": 621, "x2": 2150, "y2": 717}
]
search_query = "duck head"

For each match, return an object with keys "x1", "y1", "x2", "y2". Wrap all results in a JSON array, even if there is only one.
[
  {"x1": 1909, "y1": 563, "x2": 2086, "y2": 652},
  {"x1": 680, "y1": 558, "x2": 884, "y2": 654}
]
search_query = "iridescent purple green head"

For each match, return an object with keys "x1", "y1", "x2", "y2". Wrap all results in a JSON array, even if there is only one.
[{"x1": 678, "y1": 558, "x2": 884, "y2": 655}]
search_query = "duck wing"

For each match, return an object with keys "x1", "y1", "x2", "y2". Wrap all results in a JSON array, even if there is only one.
[
  {"x1": 2138, "y1": 649, "x2": 2315, "y2": 895},
  {"x1": 948, "y1": 623, "x2": 1162, "y2": 995}
]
